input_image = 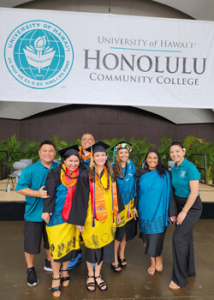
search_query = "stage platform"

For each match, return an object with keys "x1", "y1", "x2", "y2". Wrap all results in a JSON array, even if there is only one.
[
  {"x1": 0, "y1": 179, "x2": 213, "y2": 220},
  {"x1": 0, "y1": 220, "x2": 214, "y2": 300}
]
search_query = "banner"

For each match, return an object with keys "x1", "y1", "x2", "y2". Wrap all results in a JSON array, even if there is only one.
[{"x1": 0, "y1": 7, "x2": 214, "y2": 108}]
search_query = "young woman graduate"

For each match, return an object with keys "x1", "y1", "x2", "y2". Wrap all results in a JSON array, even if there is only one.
[
  {"x1": 169, "y1": 142, "x2": 202, "y2": 290},
  {"x1": 68, "y1": 141, "x2": 124, "y2": 292},
  {"x1": 42, "y1": 145, "x2": 82, "y2": 297},
  {"x1": 134, "y1": 150, "x2": 177, "y2": 276},
  {"x1": 111, "y1": 141, "x2": 137, "y2": 273},
  {"x1": 67, "y1": 134, "x2": 95, "y2": 270}
]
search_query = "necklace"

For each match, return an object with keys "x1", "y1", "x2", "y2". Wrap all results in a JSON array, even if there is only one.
[
  {"x1": 95, "y1": 167, "x2": 110, "y2": 191},
  {"x1": 79, "y1": 147, "x2": 91, "y2": 160},
  {"x1": 118, "y1": 162, "x2": 128, "y2": 180},
  {"x1": 60, "y1": 164, "x2": 79, "y2": 187}
]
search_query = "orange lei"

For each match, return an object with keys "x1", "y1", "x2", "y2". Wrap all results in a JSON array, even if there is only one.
[
  {"x1": 60, "y1": 164, "x2": 78, "y2": 187},
  {"x1": 79, "y1": 147, "x2": 91, "y2": 160}
]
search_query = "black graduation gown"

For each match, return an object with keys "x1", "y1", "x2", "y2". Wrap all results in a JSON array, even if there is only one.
[
  {"x1": 43, "y1": 166, "x2": 79, "y2": 263},
  {"x1": 135, "y1": 168, "x2": 177, "y2": 257},
  {"x1": 68, "y1": 169, "x2": 124, "y2": 264}
]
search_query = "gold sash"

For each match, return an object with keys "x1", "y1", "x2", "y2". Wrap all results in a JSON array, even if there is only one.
[
  {"x1": 117, "y1": 198, "x2": 135, "y2": 228},
  {"x1": 83, "y1": 172, "x2": 118, "y2": 249}
]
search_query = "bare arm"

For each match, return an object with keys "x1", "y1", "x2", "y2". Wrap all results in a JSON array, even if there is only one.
[
  {"x1": 176, "y1": 180, "x2": 199, "y2": 225},
  {"x1": 16, "y1": 186, "x2": 49, "y2": 199}
]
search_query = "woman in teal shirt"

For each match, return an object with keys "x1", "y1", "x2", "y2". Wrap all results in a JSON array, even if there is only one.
[{"x1": 169, "y1": 142, "x2": 202, "y2": 290}]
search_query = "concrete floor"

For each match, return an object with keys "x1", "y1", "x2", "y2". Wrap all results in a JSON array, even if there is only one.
[{"x1": 0, "y1": 220, "x2": 214, "y2": 300}]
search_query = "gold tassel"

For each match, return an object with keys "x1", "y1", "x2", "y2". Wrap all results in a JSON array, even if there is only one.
[{"x1": 89, "y1": 146, "x2": 94, "y2": 168}]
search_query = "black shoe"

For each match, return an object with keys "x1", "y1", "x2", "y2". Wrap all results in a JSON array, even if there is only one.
[
  {"x1": 111, "y1": 264, "x2": 122, "y2": 273},
  {"x1": 44, "y1": 259, "x2": 52, "y2": 272},
  {"x1": 27, "y1": 267, "x2": 39, "y2": 286}
]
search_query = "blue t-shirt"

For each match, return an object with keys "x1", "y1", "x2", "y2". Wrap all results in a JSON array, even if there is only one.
[
  {"x1": 16, "y1": 160, "x2": 58, "y2": 222},
  {"x1": 171, "y1": 158, "x2": 200, "y2": 198}
]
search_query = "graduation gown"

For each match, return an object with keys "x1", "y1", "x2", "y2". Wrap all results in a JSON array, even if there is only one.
[
  {"x1": 68, "y1": 169, "x2": 124, "y2": 264},
  {"x1": 44, "y1": 166, "x2": 81, "y2": 262}
]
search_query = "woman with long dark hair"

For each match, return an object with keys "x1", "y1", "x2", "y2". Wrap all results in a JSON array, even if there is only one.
[
  {"x1": 42, "y1": 145, "x2": 82, "y2": 297},
  {"x1": 68, "y1": 141, "x2": 124, "y2": 292},
  {"x1": 169, "y1": 142, "x2": 202, "y2": 290},
  {"x1": 135, "y1": 150, "x2": 177, "y2": 275},
  {"x1": 111, "y1": 142, "x2": 137, "y2": 273}
]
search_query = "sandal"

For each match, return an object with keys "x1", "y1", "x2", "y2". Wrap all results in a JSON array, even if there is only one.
[
  {"x1": 95, "y1": 275, "x2": 108, "y2": 292},
  {"x1": 111, "y1": 264, "x2": 121, "y2": 273},
  {"x1": 61, "y1": 269, "x2": 70, "y2": 287},
  {"x1": 52, "y1": 277, "x2": 61, "y2": 297},
  {"x1": 86, "y1": 275, "x2": 96, "y2": 292},
  {"x1": 118, "y1": 257, "x2": 127, "y2": 267}
]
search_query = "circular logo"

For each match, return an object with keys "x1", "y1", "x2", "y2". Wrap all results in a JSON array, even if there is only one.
[
  {"x1": 97, "y1": 205, "x2": 105, "y2": 212},
  {"x1": 4, "y1": 20, "x2": 74, "y2": 89},
  {"x1": 101, "y1": 233, "x2": 109, "y2": 243}
]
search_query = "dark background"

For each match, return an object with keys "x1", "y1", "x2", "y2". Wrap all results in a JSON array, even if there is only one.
[{"x1": 0, "y1": 105, "x2": 213, "y2": 144}]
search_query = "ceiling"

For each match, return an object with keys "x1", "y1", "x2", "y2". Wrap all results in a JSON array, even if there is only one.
[{"x1": 1, "y1": 0, "x2": 214, "y2": 124}]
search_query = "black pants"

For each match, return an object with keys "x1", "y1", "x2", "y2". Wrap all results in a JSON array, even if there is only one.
[{"x1": 172, "y1": 196, "x2": 202, "y2": 287}]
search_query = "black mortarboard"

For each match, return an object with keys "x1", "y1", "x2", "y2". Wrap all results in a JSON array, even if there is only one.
[
  {"x1": 85, "y1": 141, "x2": 110, "y2": 153},
  {"x1": 58, "y1": 144, "x2": 79, "y2": 158}
]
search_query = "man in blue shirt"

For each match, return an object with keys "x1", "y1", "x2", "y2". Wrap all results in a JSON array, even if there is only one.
[{"x1": 16, "y1": 140, "x2": 58, "y2": 286}]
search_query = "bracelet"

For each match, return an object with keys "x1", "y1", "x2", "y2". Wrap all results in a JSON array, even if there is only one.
[
  {"x1": 182, "y1": 209, "x2": 188, "y2": 214},
  {"x1": 133, "y1": 208, "x2": 136, "y2": 211}
]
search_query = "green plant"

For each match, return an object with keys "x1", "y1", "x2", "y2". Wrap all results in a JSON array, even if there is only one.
[
  {"x1": 158, "y1": 135, "x2": 173, "y2": 167},
  {"x1": 129, "y1": 137, "x2": 157, "y2": 169},
  {"x1": 102, "y1": 137, "x2": 125, "y2": 162},
  {"x1": 0, "y1": 134, "x2": 213, "y2": 184},
  {"x1": 21, "y1": 139, "x2": 40, "y2": 162},
  {"x1": 0, "y1": 134, "x2": 23, "y2": 169}
]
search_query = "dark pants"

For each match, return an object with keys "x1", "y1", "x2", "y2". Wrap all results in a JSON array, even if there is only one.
[{"x1": 172, "y1": 196, "x2": 202, "y2": 287}]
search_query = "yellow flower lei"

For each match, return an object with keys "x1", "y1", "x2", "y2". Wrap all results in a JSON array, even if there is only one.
[
  {"x1": 79, "y1": 147, "x2": 91, "y2": 160},
  {"x1": 60, "y1": 164, "x2": 78, "y2": 188}
]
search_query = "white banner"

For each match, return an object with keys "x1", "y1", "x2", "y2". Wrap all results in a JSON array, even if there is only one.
[{"x1": 0, "y1": 7, "x2": 214, "y2": 108}]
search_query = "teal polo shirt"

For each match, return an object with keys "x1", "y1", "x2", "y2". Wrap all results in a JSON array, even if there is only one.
[
  {"x1": 16, "y1": 160, "x2": 58, "y2": 222},
  {"x1": 171, "y1": 158, "x2": 200, "y2": 198}
]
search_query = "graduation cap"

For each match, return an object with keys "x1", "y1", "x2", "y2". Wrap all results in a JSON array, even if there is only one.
[
  {"x1": 85, "y1": 141, "x2": 110, "y2": 153},
  {"x1": 58, "y1": 144, "x2": 79, "y2": 158},
  {"x1": 112, "y1": 141, "x2": 132, "y2": 152}
]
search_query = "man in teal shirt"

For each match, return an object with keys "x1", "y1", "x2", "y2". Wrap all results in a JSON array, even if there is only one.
[{"x1": 16, "y1": 140, "x2": 57, "y2": 286}]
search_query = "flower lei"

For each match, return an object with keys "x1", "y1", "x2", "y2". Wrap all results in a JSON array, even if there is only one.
[
  {"x1": 79, "y1": 147, "x2": 91, "y2": 160},
  {"x1": 114, "y1": 143, "x2": 132, "y2": 153},
  {"x1": 60, "y1": 164, "x2": 78, "y2": 188},
  {"x1": 95, "y1": 166, "x2": 110, "y2": 193}
]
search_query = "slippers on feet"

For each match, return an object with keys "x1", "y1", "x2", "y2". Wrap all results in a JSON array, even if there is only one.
[
  {"x1": 118, "y1": 258, "x2": 127, "y2": 267},
  {"x1": 111, "y1": 264, "x2": 122, "y2": 273}
]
